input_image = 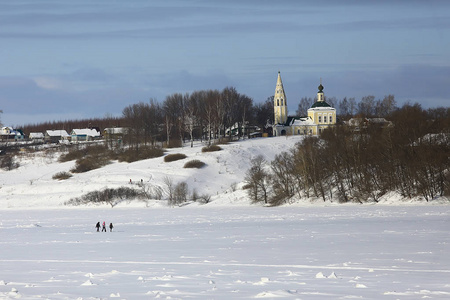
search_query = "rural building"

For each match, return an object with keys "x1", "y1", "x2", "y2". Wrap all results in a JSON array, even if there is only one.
[
  {"x1": 70, "y1": 128, "x2": 101, "y2": 142},
  {"x1": 1, "y1": 127, "x2": 25, "y2": 141},
  {"x1": 45, "y1": 130, "x2": 70, "y2": 143},
  {"x1": 29, "y1": 132, "x2": 45, "y2": 142},
  {"x1": 273, "y1": 72, "x2": 336, "y2": 136}
]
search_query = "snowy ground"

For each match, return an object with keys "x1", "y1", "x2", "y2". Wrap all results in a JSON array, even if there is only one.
[
  {"x1": 0, "y1": 136, "x2": 309, "y2": 208},
  {"x1": 1, "y1": 206, "x2": 449, "y2": 299},
  {"x1": 1, "y1": 136, "x2": 449, "y2": 298}
]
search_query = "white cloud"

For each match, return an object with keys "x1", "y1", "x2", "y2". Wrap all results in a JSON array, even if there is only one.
[{"x1": 33, "y1": 76, "x2": 63, "y2": 90}]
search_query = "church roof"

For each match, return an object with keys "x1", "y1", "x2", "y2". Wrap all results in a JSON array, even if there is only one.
[
  {"x1": 277, "y1": 116, "x2": 315, "y2": 126},
  {"x1": 310, "y1": 101, "x2": 332, "y2": 108}
]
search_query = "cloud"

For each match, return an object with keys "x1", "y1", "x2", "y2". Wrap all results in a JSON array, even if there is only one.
[
  {"x1": 288, "y1": 64, "x2": 450, "y2": 108},
  {"x1": 149, "y1": 70, "x2": 234, "y2": 93},
  {"x1": 33, "y1": 77, "x2": 62, "y2": 90}
]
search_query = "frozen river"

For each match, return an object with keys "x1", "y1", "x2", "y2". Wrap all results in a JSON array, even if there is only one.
[{"x1": 1, "y1": 205, "x2": 449, "y2": 299}]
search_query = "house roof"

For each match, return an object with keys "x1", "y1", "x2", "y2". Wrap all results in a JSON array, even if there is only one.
[
  {"x1": 46, "y1": 130, "x2": 70, "y2": 137},
  {"x1": 291, "y1": 116, "x2": 315, "y2": 126},
  {"x1": 276, "y1": 116, "x2": 316, "y2": 127},
  {"x1": 29, "y1": 132, "x2": 45, "y2": 138},
  {"x1": 71, "y1": 128, "x2": 100, "y2": 137}
]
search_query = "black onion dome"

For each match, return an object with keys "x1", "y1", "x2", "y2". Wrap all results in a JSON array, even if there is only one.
[{"x1": 318, "y1": 84, "x2": 324, "y2": 92}]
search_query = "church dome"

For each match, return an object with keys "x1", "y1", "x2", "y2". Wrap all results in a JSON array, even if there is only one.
[{"x1": 318, "y1": 84, "x2": 324, "y2": 92}]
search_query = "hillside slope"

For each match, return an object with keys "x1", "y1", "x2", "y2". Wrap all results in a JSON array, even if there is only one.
[{"x1": 0, "y1": 136, "x2": 305, "y2": 208}]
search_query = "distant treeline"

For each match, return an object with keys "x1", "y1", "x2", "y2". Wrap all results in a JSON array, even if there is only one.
[
  {"x1": 18, "y1": 87, "x2": 273, "y2": 147},
  {"x1": 13, "y1": 88, "x2": 449, "y2": 154},
  {"x1": 246, "y1": 103, "x2": 450, "y2": 204}
]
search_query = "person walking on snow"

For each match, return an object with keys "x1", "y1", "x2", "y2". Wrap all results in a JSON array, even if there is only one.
[
  {"x1": 102, "y1": 221, "x2": 107, "y2": 232},
  {"x1": 95, "y1": 222, "x2": 100, "y2": 232},
  {"x1": 109, "y1": 223, "x2": 114, "y2": 232}
]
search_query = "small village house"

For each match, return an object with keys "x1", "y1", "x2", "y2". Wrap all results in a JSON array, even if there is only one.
[
  {"x1": 70, "y1": 128, "x2": 101, "y2": 142},
  {"x1": 45, "y1": 130, "x2": 70, "y2": 143}
]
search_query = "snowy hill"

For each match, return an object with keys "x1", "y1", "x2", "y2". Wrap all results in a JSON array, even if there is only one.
[
  {"x1": 0, "y1": 136, "x2": 306, "y2": 208},
  {"x1": 1, "y1": 134, "x2": 448, "y2": 209}
]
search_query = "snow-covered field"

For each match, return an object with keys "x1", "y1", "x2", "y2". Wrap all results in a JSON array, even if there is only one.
[
  {"x1": 1, "y1": 206, "x2": 449, "y2": 299},
  {"x1": 1, "y1": 136, "x2": 449, "y2": 298}
]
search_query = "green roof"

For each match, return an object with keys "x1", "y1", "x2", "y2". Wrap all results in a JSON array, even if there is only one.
[{"x1": 310, "y1": 101, "x2": 332, "y2": 108}]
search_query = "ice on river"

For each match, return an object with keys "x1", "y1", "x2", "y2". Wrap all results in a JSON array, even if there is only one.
[{"x1": 0, "y1": 206, "x2": 449, "y2": 299}]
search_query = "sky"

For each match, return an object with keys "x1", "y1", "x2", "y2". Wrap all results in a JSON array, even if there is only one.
[{"x1": 1, "y1": 0, "x2": 449, "y2": 127}]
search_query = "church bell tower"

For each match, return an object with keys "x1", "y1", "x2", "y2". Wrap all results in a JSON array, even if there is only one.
[{"x1": 274, "y1": 71, "x2": 288, "y2": 124}]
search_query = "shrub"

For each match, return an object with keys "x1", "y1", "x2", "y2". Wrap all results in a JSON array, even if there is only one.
[
  {"x1": 242, "y1": 183, "x2": 252, "y2": 190},
  {"x1": 117, "y1": 146, "x2": 164, "y2": 163},
  {"x1": 65, "y1": 186, "x2": 146, "y2": 207},
  {"x1": 59, "y1": 145, "x2": 109, "y2": 162},
  {"x1": 59, "y1": 149, "x2": 84, "y2": 162},
  {"x1": 197, "y1": 194, "x2": 211, "y2": 204},
  {"x1": 52, "y1": 171, "x2": 72, "y2": 180},
  {"x1": 170, "y1": 181, "x2": 188, "y2": 206},
  {"x1": 202, "y1": 145, "x2": 222, "y2": 152},
  {"x1": 0, "y1": 154, "x2": 19, "y2": 171},
  {"x1": 184, "y1": 159, "x2": 206, "y2": 168},
  {"x1": 164, "y1": 153, "x2": 187, "y2": 162},
  {"x1": 165, "y1": 139, "x2": 182, "y2": 148},
  {"x1": 71, "y1": 156, "x2": 110, "y2": 173}
]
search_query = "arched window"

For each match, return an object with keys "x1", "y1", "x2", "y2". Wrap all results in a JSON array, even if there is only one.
[
  {"x1": 277, "y1": 99, "x2": 279, "y2": 106},
  {"x1": 281, "y1": 99, "x2": 283, "y2": 106}
]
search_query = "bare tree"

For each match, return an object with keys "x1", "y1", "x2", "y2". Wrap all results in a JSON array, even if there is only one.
[
  {"x1": 238, "y1": 94, "x2": 253, "y2": 139},
  {"x1": 174, "y1": 181, "x2": 189, "y2": 204},
  {"x1": 296, "y1": 97, "x2": 313, "y2": 117},
  {"x1": 222, "y1": 87, "x2": 240, "y2": 139},
  {"x1": 375, "y1": 94, "x2": 396, "y2": 117},
  {"x1": 186, "y1": 92, "x2": 199, "y2": 147},
  {"x1": 163, "y1": 93, "x2": 184, "y2": 147},
  {"x1": 358, "y1": 95, "x2": 376, "y2": 117},
  {"x1": 270, "y1": 151, "x2": 296, "y2": 205},
  {"x1": 163, "y1": 176, "x2": 174, "y2": 204},
  {"x1": 204, "y1": 90, "x2": 220, "y2": 145},
  {"x1": 253, "y1": 97, "x2": 274, "y2": 133},
  {"x1": 245, "y1": 155, "x2": 271, "y2": 204},
  {"x1": 122, "y1": 103, "x2": 145, "y2": 150}
]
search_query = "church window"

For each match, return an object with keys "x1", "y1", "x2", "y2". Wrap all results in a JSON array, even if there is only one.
[
  {"x1": 277, "y1": 99, "x2": 279, "y2": 106},
  {"x1": 281, "y1": 99, "x2": 283, "y2": 106},
  {"x1": 297, "y1": 129, "x2": 300, "y2": 134},
  {"x1": 329, "y1": 116, "x2": 333, "y2": 123},
  {"x1": 324, "y1": 116, "x2": 327, "y2": 123},
  {"x1": 318, "y1": 116, "x2": 322, "y2": 123}
]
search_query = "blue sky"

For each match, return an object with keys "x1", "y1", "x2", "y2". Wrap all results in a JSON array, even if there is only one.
[{"x1": 1, "y1": 0, "x2": 449, "y2": 126}]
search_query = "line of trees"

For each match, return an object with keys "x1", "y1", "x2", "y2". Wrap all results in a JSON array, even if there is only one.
[
  {"x1": 121, "y1": 87, "x2": 274, "y2": 149},
  {"x1": 246, "y1": 103, "x2": 450, "y2": 205},
  {"x1": 297, "y1": 94, "x2": 397, "y2": 118}
]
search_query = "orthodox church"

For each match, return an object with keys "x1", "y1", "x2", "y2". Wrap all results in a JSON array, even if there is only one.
[{"x1": 273, "y1": 71, "x2": 336, "y2": 136}]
